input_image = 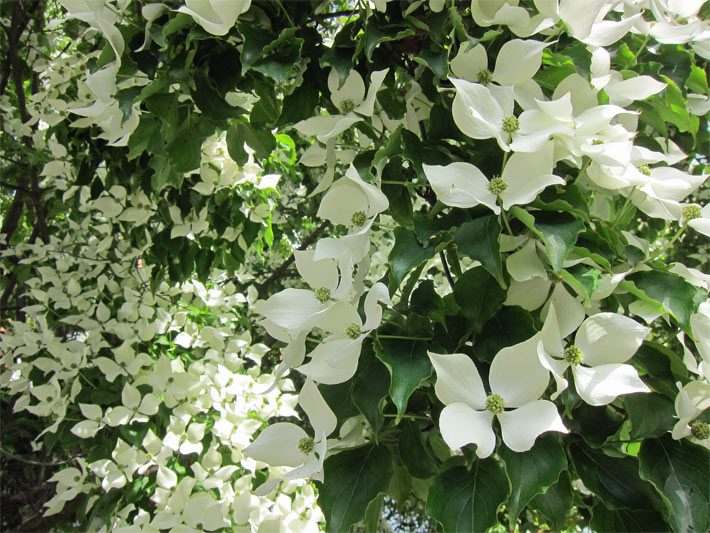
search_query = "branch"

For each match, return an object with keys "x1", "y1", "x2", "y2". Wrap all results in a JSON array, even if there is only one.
[
  {"x1": 256, "y1": 221, "x2": 330, "y2": 297},
  {"x1": 312, "y1": 9, "x2": 359, "y2": 21}
]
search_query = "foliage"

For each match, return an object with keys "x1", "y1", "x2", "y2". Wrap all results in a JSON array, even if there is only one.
[{"x1": 0, "y1": 0, "x2": 708, "y2": 532}]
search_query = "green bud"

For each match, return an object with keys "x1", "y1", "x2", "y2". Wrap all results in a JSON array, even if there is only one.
[
  {"x1": 639, "y1": 165, "x2": 652, "y2": 176},
  {"x1": 564, "y1": 345, "x2": 584, "y2": 366},
  {"x1": 340, "y1": 99, "x2": 355, "y2": 114},
  {"x1": 690, "y1": 421, "x2": 710, "y2": 440},
  {"x1": 682, "y1": 205, "x2": 701, "y2": 222},
  {"x1": 315, "y1": 287, "x2": 331, "y2": 303},
  {"x1": 477, "y1": 69, "x2": 493, "y2": 85},
  {"x1": 488, "y1": 176, "x2": 508, "y2": 196},
  {"x1": 345, "y1": 323, "x2": 361, "y2": 339},
  {"x1": 351, "y1": 210, "x2": 367, "y2": 227},
  {"x1": 297, "y1": 436, "x2": 315, "y2": 455},
  {"x1": 485, "y1": 393, "x2": 505, "y2": 415},
  {"x1": 501, "y1": 115, "x2": 519, "y2": 134}
]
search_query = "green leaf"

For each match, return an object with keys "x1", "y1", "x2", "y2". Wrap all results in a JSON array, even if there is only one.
[
  {"x1": 532, "y1": 471, "x2": 573, "y2": 531},
  {"x1": 413, "y1": 46, "x2": 448, "y2": 79},
  {"x1": 277, "y1": 78, "x2": 320, "y2": 126},
  {"x1": 624, "y1": 392, "x2": 676, "y2": 439},
  {"x1": 639, "y1": 436, "x2": 709, "y2": 532},
  {"x1": 364, "y1": 19, "x2": 415, "y2": 61},
  {"x1": 453, "y1": 267, "x2": 506, "y2": 332},
  {"x1": 633, "y1": 341, "x2": 688, "y2": 398},
  {"x1": 686, "y1": 64, "x2": 708, "y2": 94},
  {"x1": 226, "y1": 123, "x2": 248, "y2": 165},
  {"x1": 410, "y1": 280, "x2": 445, "y2": 327},
  {"x1": 476, "y1": 306, "x2": 537, "y2": 364},
  {"x1": 352, "y1": 345, "x2": 390, "y2": 434},
  {"x1": 320, "y1": 380, "x2": 358, "y2": 427},
  {"x1": 426, "y1": 461, "x2": 509, "y2": 532},
  {"x1": 500, "y1": 434, "x2": 567, "y2": 527},
  {"x1": 454, "y1": 216, "x2": 505, "y2": 288},
  {"x1": 388, "y1": 227, "x2": 435, "y2": 286},
  {"x1": 374, "y1": 337, "x2": 432, "y2": 423},
  {"x1": 569, "y1": 442, "x2": 665, "y2": 511},
  {"x1": 590, "y1": 502, "x2": 669, "y2": 532},
  {"x1": 318, "y1": 445, "x2": 393, "y2": 533},
  {"x1": 167, "y1": 119, "x2": 208, "y2": 174},
  {"x1": 191, "y1": 73, "x2": 242, "y2": 121},
  {"x1": 510, "y1": 207, "x2": 583, "y2": 272},
  {"x1": 624, "y1": 270, "x2": 703, "y2": 328},
  {"x1": 399, "y1": 420, "x2": 438, "y2": 479}
]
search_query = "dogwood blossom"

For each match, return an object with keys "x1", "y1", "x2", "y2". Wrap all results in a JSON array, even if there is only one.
[
  {"x1": 539, "y1": 305, "x2": 651, "y2": 405},
  {"x1": 429, "y1": 334, "x2": 567, "y2": 458}
]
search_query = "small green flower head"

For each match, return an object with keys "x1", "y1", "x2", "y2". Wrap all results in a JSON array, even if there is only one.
[
  {"x1": 682, "y1": 205, "x2": 701, "y2": 222},
  {"x1": 591, "y1": 139, "x2": 604, "y2": 145},
  {"x1": 639, "y1": 165, "x2": 652, "y2": 176},
  {"x1": 297, "y1": 436, "x2": 315, "y2": 455},
  {"x1": 501, "y1": 115, "x2": 519, "y2": 135},
  {"x1": 345, "y1": 323, "x2": 361, "y2": 339},
  {"x1": 485, "y1": 393, "x2": 505, "y2": 415},
  {"x1": 477, "y1": 69, "x2": 493, "y2": 85},
  {"x1": 690, "y1": 421, "x2": 710, "y2": 440},
  {"x1": 351, "y1": 210, "x2": 367, "y2": 227},
  {"x1": 340, "y1": 99, "x2": 355, "y2": 114},
  {"x1": 315, "y1": 287, "x2": 331, "y2": 303},
  {"x1": 488, "y1": 176, "x2": 508, "y2": 196},
  {"x1": 564, "y1": 345, "x2": 584, "y2": 366}
]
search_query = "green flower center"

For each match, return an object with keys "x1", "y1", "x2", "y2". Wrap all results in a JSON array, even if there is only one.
[
  {"x1": 639, "y1": 165, "x2": 652, "y2": 176},
  {"x1": 690, "y1": 421, "x2": 710, "y2": 440},
  {"x1": 297, "y1": 436, "x2": 315, "y2": 455},
  {"x1": 682, "y1": 205, "x2": 701, "y2": 221},
  {"x1": 476, "y1": 69, "x2": 493, "y2": 85},
  {"x1": 488, "y1": 176, "x2": 508, "y2": 196},
  {"x1": 485, "y1": 393, "x2": 505, "y2": 415},
  {"x1": 351, "y1": 210, "x2": 367, "y2": 227},
  {"x1": 591, "y1": 139, "x2": 604, "y2": 145},
  {"x1": 501, "y1": 115, "x2": 519, "y2": 135},
  {"x1": 315, "y1": 287, "x2": 331, "y2": 303},
  {"x1": 345, "y1": 323, "x2": 361, "y2": 339},
  {"x1": 340, "y1": 99, "x2": 355, "y2": 114},
  {"x1": 564, "y1": 345, "x2": 584, "y2": 366}
]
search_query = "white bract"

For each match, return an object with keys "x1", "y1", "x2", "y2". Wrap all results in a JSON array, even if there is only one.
[
  {"x1": 672, "y1": 380, "x2": 710, "y2": 448},
  {"x1": 244, "y1": 380, "x2": 336, "y2": 491},
  {"x1": 538, "y1": 305, "x2": 651, "y2": 405},
  {"x1": 422, "y1": 143, "x2": 562, "y2": 212},
  {"x1": 177, "y1": 0, "x2": 251, "y2": 36},
  {"x1": 429, "y1": 335, "x2": 567, "y2": 458}
]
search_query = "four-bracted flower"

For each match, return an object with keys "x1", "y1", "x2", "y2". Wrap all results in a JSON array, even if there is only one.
[{"x1": 429, "y1": 334, "x2": 568, "y2": 458}]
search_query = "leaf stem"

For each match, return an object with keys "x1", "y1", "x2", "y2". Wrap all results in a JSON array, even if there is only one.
[
  {"x1": 377, "y1": 334, "x2": 434, "y2": 341},
  {"x1": 649, "y1": 225, "x2": 685, "y2": 262},
  {"x1": 500, "y1": 208, "x2": 514, "y2": 235}
]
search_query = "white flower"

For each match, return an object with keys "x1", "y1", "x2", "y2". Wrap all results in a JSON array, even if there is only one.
[
  {"x1": 451, "y1": 40, "x2": 548, "y2": 88},
  {"x1": 672, "y1": 380, "x2": 710, "y2": 448},
  {"x1": 244, "y1": 380, "x2": 336, "y2": 491},
  {"x1": 538, "y1": 305, "x2": 651, "y2": 406},
  {"x1": 297, "y1": 283, "x2": 390, "y2": 385},
  {"x1": 104, "y1": 383, "x2": 160, "y2": 426},
  {"x1": 71, "y1": 403, "x2": 105, "y2": 438},
  {"x1": 317, "y1": 165, "x2": 389, "y2": 234},
  {"x1": 177, "y1": 0, "x2": 251, "y2": 36},
  {"x1": 450, "y1": 79, "x2": 519, "y2": 150},
  {"x1": 429, "y1": 335, "x2": 567, "y2": 458},
  {"x1": 422, "y1": 143, "x2": 563, "y2": 212}
]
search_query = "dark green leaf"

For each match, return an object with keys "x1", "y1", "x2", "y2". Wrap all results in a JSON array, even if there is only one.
[
  {"x1": 569, "y1": 442, "x2": 665, "y2": 511},
  {"x1": 590, "y1": 502, "x2": 669, "y2": 532},
  {"x1": 454, "y1": 216, "x2": 505, "y2": 288},
  {"x1": 374, "y1": 337, "x2": 432, "y2": 423},
  {"x1": 532, "y1": 471, "x2": 573, "y2": 531},
  {"x1": 476, "y1": 306, "x2": 537, "y2": 364},
  {"x1": 624, "y1": 270, "x2": 704, "y2": 328},
  {"x1": 352, "y1": 346, "x2": 390, "y2": 434},
  {"x1": 634, "y1": 341, "x2": 688, "y2": 398},
  {"x1": 364, "y1": 19, "x2": 415, "y2": 61},
  {"x1": 500, "y1": 434, "x2": 567, "y2": 527},
  {"x1": 410, "y1": 280, "x2": 445, "y2": 327},
  {"x1": 426, "y1": 461, "x2": 509, "y2": 532},
  {"x1": 625, "y1": 393, "x2": 676, "y2": 439},
  {"x1": 453, "y1": 267, "x2": 506, "y2": 332},
  {"x1": 399, "y1": 420, "x2": 438, "y2": 479},
  {"x1": 388, "y1": 227, "x2": 435, "y2": 286},
  {"x1": 318, "y1": 445, "x2": 393, "y2": 533},
  {"x1": 639, "y1": 435, "x2": 709, "y2": 532}
]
